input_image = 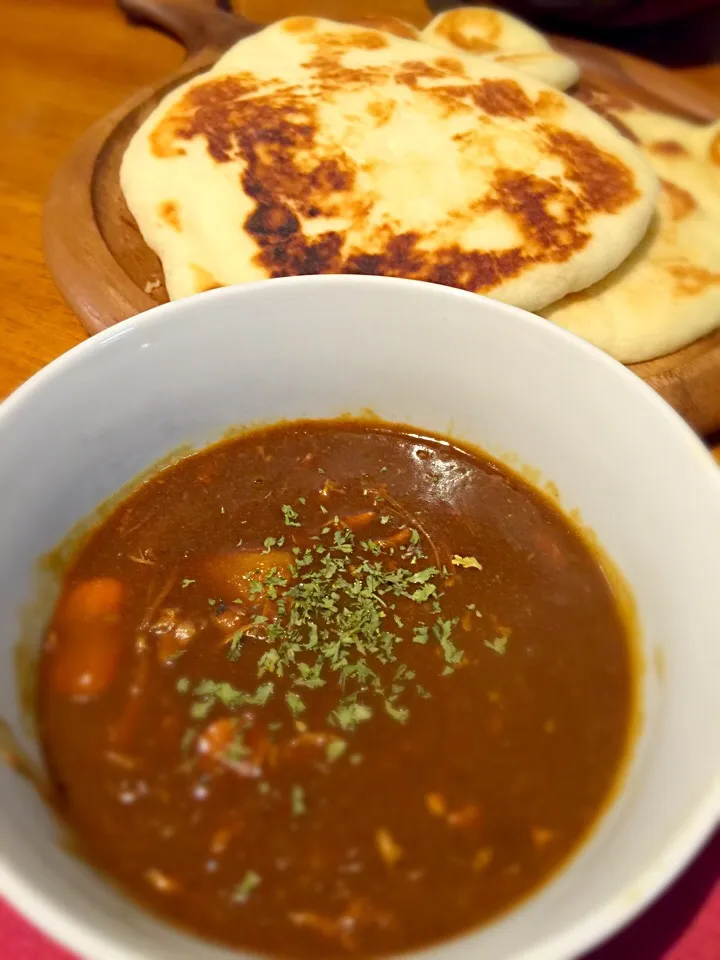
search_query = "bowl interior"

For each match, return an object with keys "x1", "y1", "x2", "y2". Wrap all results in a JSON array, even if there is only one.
[{"x1": 0, "y1": 276, "x2": 719, "y2": 960}]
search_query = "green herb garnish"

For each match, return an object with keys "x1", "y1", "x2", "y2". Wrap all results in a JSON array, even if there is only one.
[
  {"x1": 451, "y1": 555, "x2": 483, "y2": 571},
  {"x1": 384, "y1": 700, "x2": 409, "y2": 723},
  {"x1": 282, "y1": 504, "x2": 301, "y2": 527},
  {"x1": 434, "y1": 618, "x2": 463, "y2": 666},
  {"x1": 231, "y1": 870, "x2": 261, "y2": 903},
  {"x1": 189, "y1": 680, "x2": 274, "y2": 717},
  {"x1": 484, "y1": 635, "x2": 508, "y2": 655},
  {"x1": 330, "y1": 699, "x2": 373, "y2": 731},
  {"x1": 227, "y1": 628, "x2": 247, "y2": 661},
  {"x1": 326, "y1": 739, "x2": 347, "y2": 763},
  {"x1": 286, "y1": 691, "x2": 306, "y2": 716},
  {"x1": 291, "y1": 784, "x2": 306, "y2": 816}
]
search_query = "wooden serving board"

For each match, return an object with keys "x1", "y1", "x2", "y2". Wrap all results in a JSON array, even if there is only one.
[{"x1": 43, "y1": 0, "x2": 720, "y2": 434}]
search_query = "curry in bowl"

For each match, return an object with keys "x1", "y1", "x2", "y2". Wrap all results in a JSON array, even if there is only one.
[{"x1": 38, "y1": 417, "x2": 635, "y2": 957}]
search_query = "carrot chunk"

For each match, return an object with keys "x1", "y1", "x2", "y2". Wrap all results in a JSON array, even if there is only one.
[
  {"x1": 50, "y1": 577, "x2": 124, "y2": 700},
  {"x1": 60, "y1": 577, "x2": 123, "y2": 624},
  {"x1": 202, "y1": 550, "x2": 292, "y2": 601}
]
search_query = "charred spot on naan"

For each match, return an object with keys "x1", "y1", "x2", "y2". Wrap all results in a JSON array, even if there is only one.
[
  {"x1": 447, "y1": 33, "x2": 495, "y2": 54},
  {"x1": 649, "y1": 140, "x2": 689, "y2": 157},
  {"x1": 366, "y1": 99, "x2": 396, "y2": 126},
  {"x1": 282, "y1": 17, "x2": 318, "y2": 34},
  {"x1": 158, "y1": 200, "x2": 182, "y2": 231},
  {"x1": 303, "y1": 48, "x2": 391, "y2": 92},
  {"x1": 298, "y1": 23, "x2": 389, "y2": 51},
  {"x1": 665, "y1": 263, "x2": 720, "y2": 297},
  {"x1": 393, "y1": 67, "x2": 535, "y2": 119},
  {"x1": 431, "y1": 8, "x2": 502, "y2": 52},
  {"x1": 470, "y1": 79, "x2": 534, "y2": 118},
  {"x1": 433, "y1": 57, "x2": 466, "y2": 75},
  {"x1": 345, "y1": 29, "x2": 389, "y2": 50},
  {"x1": 534, "y1": 90, "x2": 566, "y2": 119},
  {"x1": 149, "y1": 124, "x2": 187, "y2": 159},
  {"x1": 659, "y1": 179, "x2": 697, "y2": 221},
  {"x1": 393, "y1": 60, "x2": 453, "y2": 88},
  {"x1": 487, "y1": 170, "x2": 588, "y2": 258},
  {"x1": 710, "y1": 131, "x2": 720, "y2": 166},
  {"x1": 544, "y1": 127, "x2": 637, "y2": 213},
  {"x1": 150, "y1": 74, "x2": 262, "y2": 162}
]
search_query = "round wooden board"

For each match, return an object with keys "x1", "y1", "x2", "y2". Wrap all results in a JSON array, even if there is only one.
[{"x1": 43, "y1": 0, "x2": 720, "y2": 434}]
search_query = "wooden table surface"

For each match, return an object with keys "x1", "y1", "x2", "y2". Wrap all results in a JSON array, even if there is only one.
[{"x1": 1, "y1": 0, "x2": 720, "y2": 460}]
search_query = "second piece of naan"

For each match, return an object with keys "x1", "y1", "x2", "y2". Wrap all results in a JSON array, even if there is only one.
[
  {"x1": 420, "y1": 7, "x2": 580, "y2": 91},
  {"x1": 542, "y1": 88, "x2": 720, "y2": 363}
]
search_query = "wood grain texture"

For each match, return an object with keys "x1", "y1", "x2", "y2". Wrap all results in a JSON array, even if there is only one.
[
  {"x1": 0, "y1": 0, "x2": 181, "y2": 398},
  {"x1": 2, "y1": 0, "x2": 720, "y2": 454}
]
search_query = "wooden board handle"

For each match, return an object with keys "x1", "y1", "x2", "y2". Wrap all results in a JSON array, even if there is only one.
[{"x1": 118, "y1": 0, "x2": 251, "y2": 55}]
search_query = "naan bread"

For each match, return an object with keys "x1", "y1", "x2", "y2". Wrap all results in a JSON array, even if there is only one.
[
  {"x1": 542, "y1": 88, "x2": 720, "y2": 363},
  {"x1": 121, "y1": 17, "x2": 656, "y2": 308},
  {"x1": 420, "y1": 7, "x2": 580, "y2": 90}
]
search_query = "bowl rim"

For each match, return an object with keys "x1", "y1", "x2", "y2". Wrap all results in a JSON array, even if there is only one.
[{"x1": 1, "y1": 274, "x2": 719, "y2": 960}]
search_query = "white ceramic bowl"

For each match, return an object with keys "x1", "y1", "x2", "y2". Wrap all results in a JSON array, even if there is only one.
[{"x1": 0, "y1": 276, "x2": 719, "y2": 960}]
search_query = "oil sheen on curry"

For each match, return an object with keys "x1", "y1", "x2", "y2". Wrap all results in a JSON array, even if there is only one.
[{"x1": 38, "y1": 420, "x2": 635, "y2": 957}]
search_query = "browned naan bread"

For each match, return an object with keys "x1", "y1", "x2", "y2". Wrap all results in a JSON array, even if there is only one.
[{"x1": 121, "y1": 18, "x2": 656, "y2": 308}]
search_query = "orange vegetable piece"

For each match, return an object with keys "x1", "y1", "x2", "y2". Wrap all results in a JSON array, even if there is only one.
[
  {"x1": 530, "y1": 827, "x2": 555, "y2": 849},
  {"x1": 379, "y1": 528, "x2": 411, "y2": 549},
  {"x1": 197, "y1": 717, "x2": 238, "y2": 760},
  {"x1": 202, "y1": 550, "x2": 292, "y2": 602},
  {"x1": 375, "y1": 827, "x2": 404, "y2": 867},
  {"x1": 197, "y1": 716, "x2": 267, "y2": 778},
  {"x1": 472, "y1": 847, "x2": 494, "y2": 872},
  {"x1": 425, "y1": 792, "x2": 447, "y2": 817},
  {"x1": 61, "y1": 576, "x2": 122, "y2": 624},
  {"x1": 210, "y1": 824, "x2": 243, "y2": 856},
  {"x1": 341, "y1": 511, "x2": 377, "y2": 531},
  {"x1": 447, "y1": 804, "x2": 482, "y2": 828},
  {"x1": 144, "y1": 867, "x2": 181, "y2": 894},
  {"x1": 50, "y1": 577, "x2": 124, "y2": 700}
]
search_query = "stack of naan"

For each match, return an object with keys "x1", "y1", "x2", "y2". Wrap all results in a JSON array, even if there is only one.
[
  {"x1": 121, "y1": 7, "x2": 720, "y2": 363},
  {"x1": 542, "y1": 89, "x2": 720, "y2": 361}
]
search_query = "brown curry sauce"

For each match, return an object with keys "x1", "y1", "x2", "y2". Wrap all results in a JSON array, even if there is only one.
[{"x1": 37, "y1": 419, "x2": 634, "y2": 957}]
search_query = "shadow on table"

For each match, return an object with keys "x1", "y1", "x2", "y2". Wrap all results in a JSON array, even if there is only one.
[{"x1": 583, "y1": 829, "x2": 719, "y2": 959}]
